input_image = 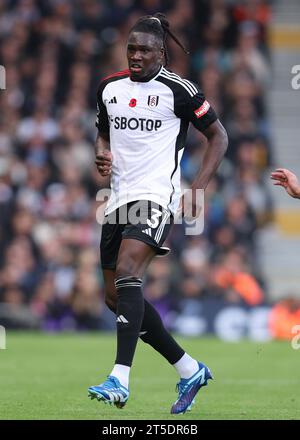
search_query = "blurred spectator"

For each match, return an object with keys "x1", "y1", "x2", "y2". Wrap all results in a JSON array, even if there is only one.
[
  {"x1": 269, "y1": 297, "x2": 300, "y2": 340},
  {"x1": 232, "y1": 0, "x2": 271, "y2": 51},
  {"x1": 210, "y1": 247, "x2": 264, "y2": 306}
]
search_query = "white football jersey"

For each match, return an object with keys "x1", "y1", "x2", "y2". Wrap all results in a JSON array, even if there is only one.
[{"x1": 96, "y1": 66, "x2": 217, "y2": 215}]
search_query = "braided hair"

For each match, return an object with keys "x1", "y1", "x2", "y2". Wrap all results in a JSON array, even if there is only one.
[{"x1": 129, "y1": 12, "x2": 189, "y2": 66}]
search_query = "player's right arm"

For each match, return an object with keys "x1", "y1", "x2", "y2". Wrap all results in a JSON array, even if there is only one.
[
  {"x1": 95, "y1": 81, "x2": 113, "y2": 177},
  {"x1": 95, "y1": 132, "x2": 112, "y2": 177},
  {"x1": 270, "y1": 168, "x2": 300, "y2": 199}
]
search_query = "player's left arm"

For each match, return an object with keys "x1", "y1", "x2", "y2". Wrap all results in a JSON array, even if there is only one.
[
  {"x1": 179, "y1": 86, "x2": 228, "y2": 216},
  {"x1": 191, "y1": 119, "x2": 228, "y2": 192},
  {"x1": 182, "y1": 119, "x2": 227, "y2": 218},
  {"x1": 175, "y1": 83, "x2": 228, "y2": 192}
]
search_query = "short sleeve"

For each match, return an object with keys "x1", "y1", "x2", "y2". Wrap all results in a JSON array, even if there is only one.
[
  {"x1": 174, "y1": 83, "x2": 218, "y2": 133},
  {"x1": 95, "y1": 83, "x2": 109, "y2": 133}
]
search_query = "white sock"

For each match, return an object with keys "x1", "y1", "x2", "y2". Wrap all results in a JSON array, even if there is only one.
[
  {"x1": 173, "y1": 353, "x2": 199, "y2": 379},
  {"x1": 110, "y1": 364, "x2": 130, "y2": 389}
]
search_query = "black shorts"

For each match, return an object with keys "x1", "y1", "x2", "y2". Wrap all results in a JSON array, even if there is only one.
[{"x1": 100, "y1": 200, "x2": 173, "y2": 270}]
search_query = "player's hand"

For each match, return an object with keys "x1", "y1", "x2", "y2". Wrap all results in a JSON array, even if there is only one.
[
  {"x1": 95, "y1": 150, "x2": 113, "y2": 176},
  {"x1": 270, "y1": 168, "x2": 300, "y2": 199},
  {"x1": 178, "y1": 188, "x2": 203, "y2": 220}
]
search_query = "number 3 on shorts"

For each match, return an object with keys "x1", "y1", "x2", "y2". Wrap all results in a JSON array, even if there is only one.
[{"x1": 147, "y1": 208, "x2": 162, "y2": 229}]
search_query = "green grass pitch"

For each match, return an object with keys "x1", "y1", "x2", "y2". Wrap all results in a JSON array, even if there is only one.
[{"x1": 0, "y1": 332, "x2": 299, "y2": 420}]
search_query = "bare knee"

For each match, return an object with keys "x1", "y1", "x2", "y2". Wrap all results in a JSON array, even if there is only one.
[
  {"x1": 116, "y1": 239, "x2": 156, "y2": 279},
  {"x1": 116, "y1": 255, "x2": 138, "y2": 279}
]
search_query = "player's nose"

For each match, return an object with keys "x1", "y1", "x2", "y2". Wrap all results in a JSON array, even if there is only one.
[{"x1": 131, "y1": 51, "x2": 143, "y2": 60}]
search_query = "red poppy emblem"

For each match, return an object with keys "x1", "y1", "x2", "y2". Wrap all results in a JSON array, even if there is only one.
[{"x1": 129, "y1": 98, "x2": 137, "y2": 107}]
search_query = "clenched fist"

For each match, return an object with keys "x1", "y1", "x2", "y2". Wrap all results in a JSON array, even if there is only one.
[{"x1": 95, "y1": 150, "x2": 113, "y2": 177}]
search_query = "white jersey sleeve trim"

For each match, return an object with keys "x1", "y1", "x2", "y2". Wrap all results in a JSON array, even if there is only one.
[
  {"x1": 161, "y1": 69, "x2": 198, "y2": 94},
  {"x1": 160, "y1": 68, "x2": 198, "y2": 96}
]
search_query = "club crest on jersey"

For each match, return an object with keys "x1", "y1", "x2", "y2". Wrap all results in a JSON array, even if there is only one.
[{"x1": 147, "y1": 95, "x2": 159, "y2": 108}]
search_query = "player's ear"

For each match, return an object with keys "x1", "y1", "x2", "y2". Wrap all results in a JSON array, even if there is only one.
[{"x1": 159, "y1": 47, "x2": 165, "y2": 63}]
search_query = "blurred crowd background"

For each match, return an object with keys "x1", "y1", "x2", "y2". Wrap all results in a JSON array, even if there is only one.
[{"x1": 1, "y1": 0, "x2": 295, "y2": 337}]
